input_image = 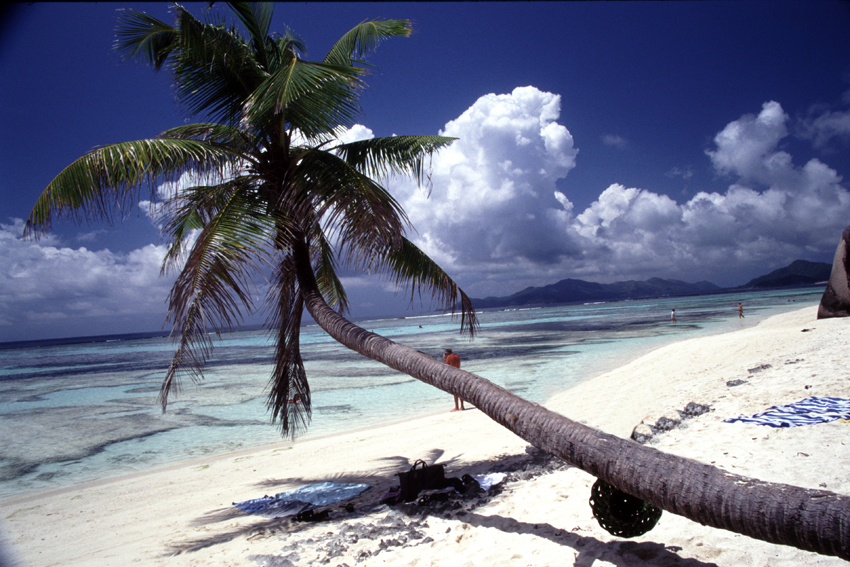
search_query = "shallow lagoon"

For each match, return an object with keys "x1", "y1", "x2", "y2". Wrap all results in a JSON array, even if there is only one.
[{"x1": 0, "y1": 287, "x2": 823, "y2": 499}]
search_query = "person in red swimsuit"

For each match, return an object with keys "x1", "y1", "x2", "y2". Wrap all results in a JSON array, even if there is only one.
[{"x1": 443, "y1": 349, "x2": 465, "y2": 412}]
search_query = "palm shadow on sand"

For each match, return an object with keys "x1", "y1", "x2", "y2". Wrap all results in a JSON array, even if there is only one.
[{"x1": 163, "y1": 447, "x2": 719, "y2": 566}]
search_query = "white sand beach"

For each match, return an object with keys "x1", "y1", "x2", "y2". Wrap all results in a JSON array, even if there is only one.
[{"x1": 1, "y1": 305, "x2": 848, "y2": 567}]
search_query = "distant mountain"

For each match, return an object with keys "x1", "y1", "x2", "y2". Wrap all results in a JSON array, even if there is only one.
[
  {"x1": 471, "y1": 260, "x2": 831, "y2": 309},
  {"x1": 740, "y1": 259, "x2": 832, "y2": 289},
  {"x1": 472, "y1": 277, "x2": 721, "y2": 309}
]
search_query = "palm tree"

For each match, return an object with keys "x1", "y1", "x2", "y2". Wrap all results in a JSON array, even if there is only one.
[
  {"x1": 26, "y1": 3, "x2": 849, "y2": 559},
  {"x1": 26, "y1": 3, "x2": 475, "y2": 437}
]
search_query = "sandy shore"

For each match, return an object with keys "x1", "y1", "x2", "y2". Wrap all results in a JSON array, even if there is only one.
[{"x1": 1, "y1": 305, "x2": 848, "y2": 567}]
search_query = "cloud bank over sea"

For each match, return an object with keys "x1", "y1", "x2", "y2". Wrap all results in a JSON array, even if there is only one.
[
  {"x1": 390, "y1": 88, "x2": 850, "y2": 297},
  {"x1": 3, "y1": 86, "x2": 849, "y2": 339},
  {"x1": 0, "y1": 219, "x2": 173, "y2": 337}
]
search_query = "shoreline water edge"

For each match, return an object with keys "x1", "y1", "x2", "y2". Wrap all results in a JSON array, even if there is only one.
[
  {"x1": 0, "y1": 297, "x2": 848, "y2": 566},
  {"x1": 0, "y1": 286, "x2": 827, "y2": 502}
]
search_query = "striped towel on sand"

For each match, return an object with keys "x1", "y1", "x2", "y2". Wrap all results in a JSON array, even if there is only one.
[{"x1": 724, "y1": 396, "x2": 850, "y2": 428}]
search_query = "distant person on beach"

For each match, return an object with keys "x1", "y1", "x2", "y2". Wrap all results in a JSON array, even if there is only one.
[
  {"x1": 736, "y1": 303, "x2": 744, "y2": 318},
  {"x1": 671, "y1": 309, "x2": 677, "y2": 323},
  {"x1": 443, "y1": 349, "x2": 465, "y2": 412}
]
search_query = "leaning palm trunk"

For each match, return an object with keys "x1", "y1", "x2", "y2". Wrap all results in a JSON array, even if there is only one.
[{"x1": 293, "y1": 242, "x2": 850, "y2": 559}]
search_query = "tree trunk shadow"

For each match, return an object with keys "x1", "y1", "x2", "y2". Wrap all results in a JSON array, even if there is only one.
[{"x1": 458, "y1": 510, "x2": 718, "y2": 567}]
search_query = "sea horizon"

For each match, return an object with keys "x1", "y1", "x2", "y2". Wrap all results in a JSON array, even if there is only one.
[{"x1": 0, "y1": 283, "x2": 820, "y2": 351}]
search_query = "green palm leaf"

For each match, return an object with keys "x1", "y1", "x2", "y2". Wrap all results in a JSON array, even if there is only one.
[
  {"x1": 160, "y1": 179, "x2": 275, "y2": 406},
  {"x1": 264, "y1": 253, "x2": 311, "y2": 438},
  {"x1": 374, "y1": 237, "x2": 478, "y2": 336},
  {"x1": 291, "y1": 147, "x2": 409, "y2": 254},
  {"x1": 158, "y1": 175, "x2": 265, "y2": 270},
  {"x1": 323, "y1": 19, "x2": 412, "y2": 67},
  {"x1": 169, "y1": 7, "x2": 269, "y2": 124},
  {"x1": 334, "y1": 135, "x2": 457, "y2": 185},
  {"x1": 114, "y1": 8, "x2": 176, "y2": 69},
  {"x1": 160, "y1": 123, "x2": 256, "y2": 152},
  {"x1": 227, "y1": 2, "x2": 274, "y2": 67},
  {"x1": 311, "y1": 228, "x2": 350, "y2": 313},
  {"x1": 245, "y1": 57, "x2": 364, "y2": 137},
  {"x1": 26, "y1": 139, "x2": 237, "y2": 236}
]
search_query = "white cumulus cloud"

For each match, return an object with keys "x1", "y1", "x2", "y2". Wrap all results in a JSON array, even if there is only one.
[
  {"x1": 390, "y1": 95, "x2": 849, "y2": 296},
  {"x1": 0, "y1": 218, "x2": 174, "y2": 340},
  {"x1": 557, "y1": 101, "x2": 850, "y2": 286},
  {"x1": 706, "y1": 101, "x2": 789, "y2": 183},
  {"x1": 393, "y1": 86, "x2": 579, "y2": 276}
]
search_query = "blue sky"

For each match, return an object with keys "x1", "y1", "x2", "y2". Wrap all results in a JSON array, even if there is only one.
[{"x1": 2, "y1": 1, "x2": 850, "y2": 342}]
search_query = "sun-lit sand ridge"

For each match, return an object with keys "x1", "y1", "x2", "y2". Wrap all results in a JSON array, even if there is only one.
[{"x1": 1, "y1": 305, "x2": 848, "y2": 567}]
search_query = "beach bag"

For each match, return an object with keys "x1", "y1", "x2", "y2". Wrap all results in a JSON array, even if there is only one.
[{"x1": 397, "y1": 460, "x2": 448, "y2": 502}]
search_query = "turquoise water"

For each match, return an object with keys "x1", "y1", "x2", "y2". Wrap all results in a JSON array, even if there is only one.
[{"x1": 0, "y1": 287, "x2": 823, "y2": 499}]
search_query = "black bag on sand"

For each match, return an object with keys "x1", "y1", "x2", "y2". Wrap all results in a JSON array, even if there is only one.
[{"x1": 397, "y1": 460, "x2": 453, "y2": 502}]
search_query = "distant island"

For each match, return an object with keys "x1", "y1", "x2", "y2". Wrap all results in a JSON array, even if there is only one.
[
  {"x1": 739, "y1": 259, "x2": 832, "y2": 288},
  {"x1": 471, "y1": 259, "x2": 831, "y2": 309}
]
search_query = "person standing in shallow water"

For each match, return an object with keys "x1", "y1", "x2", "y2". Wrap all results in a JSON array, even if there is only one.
[
  {"x1": 443, "y1": 349, "x2": 465, "y2": 412},
  {"x1": 671, "y1": 309, "x2": 677, "y2": 323},
  {"x1": 736, "y1": 303, "x2": 744, "y2": 318}
]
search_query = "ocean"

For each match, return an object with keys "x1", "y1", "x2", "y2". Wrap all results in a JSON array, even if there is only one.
[{"x1": 0, "y1": 286, "x2": 824, "y2": 500}]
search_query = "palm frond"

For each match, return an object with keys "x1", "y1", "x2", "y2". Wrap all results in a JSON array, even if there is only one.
[
  {"x1": 159, "y1": 298, "x2": 214, "y2": 405},
  {"x1": 268, "y1": 30, "x2": 306, "y2": 64},
  {"x1": 169, "y1": 6, "x2": 268, "y2": 124},
  {"x1": 323, "y1": 19, "x2": 412, "y2": 67},
  {"x1": 158, "y1": 191, "x2": 205, "y2": 270},
  {"x1": 25, "y1": 139, "x2": 237, "y2": 237},
  {"x1": 159, "y1": 180, "x2": 275, "y2": 407},
  {"x1": 376, "y1": 237, "x2": 478, "y2": 336},
  {"x1": 160, "y1": 122, "x2": 251, "y2": 146},
  {"x1": 116, "y1": 6, "x2": 267, "y2": 124},
  {"x1": 158, "y1": 174, "x2": 264, "y2": 272},
  {"x1": 334, "y1": 135, "x2": 456, "y2": 186},
  {"x1": 245, "y1": 57, "x2": 364, "y2": 138},
  {"x1": 264, "y1": 253, "x2": 311, "y2": 438},
  {"x1": 290, "y1": 148, "x2": 409, "y2": 254},
  {"x1": 114, "y1": 8, "x2": 177, "y2": 69},
  {"x1": 226, "y1": 2, "x2": 274, "y2": 67},
  {"x1": 310, "y1": 228, "x2": 349, "y2": 313}
]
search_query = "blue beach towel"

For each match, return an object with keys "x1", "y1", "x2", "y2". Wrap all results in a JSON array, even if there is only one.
[
  {"x1": 233, "y1": 481, "x2": 371, "y2": 517},
  {"x1": 724, "y1": 396, "x2": 850, "y2": 428},
  {"x1": 233, "y1": 496, "x2": 312, "y2": 517}
]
